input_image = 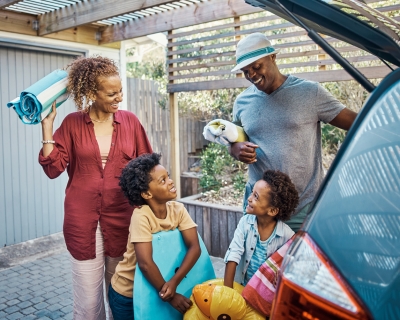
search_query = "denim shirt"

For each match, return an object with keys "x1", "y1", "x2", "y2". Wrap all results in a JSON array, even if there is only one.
[{"x1": 224, "y1": 215, "x2": 294, "y2": 285}]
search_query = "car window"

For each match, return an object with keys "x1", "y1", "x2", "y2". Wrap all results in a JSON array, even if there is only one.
[{"x1": 306, "y1": 69, "x2": 400, "y2": 319}]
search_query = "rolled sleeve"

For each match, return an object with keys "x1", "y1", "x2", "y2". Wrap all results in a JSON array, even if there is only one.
[{"x1": 38, "y1": 120, "x2": 70, "y2": 179}]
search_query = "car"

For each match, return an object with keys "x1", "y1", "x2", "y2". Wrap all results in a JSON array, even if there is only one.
[{"x1": 243, "y1": 1, "x2": 400, "y2": 319}]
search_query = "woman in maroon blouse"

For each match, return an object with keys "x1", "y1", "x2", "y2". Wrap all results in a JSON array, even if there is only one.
[{"x1": 39, "y1": 56, "x2": 152, "y2": 320}]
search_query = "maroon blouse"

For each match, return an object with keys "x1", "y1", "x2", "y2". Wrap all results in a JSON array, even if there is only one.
[{"x1": 39, "y1": 110, "x2": 152, "y2": 260}]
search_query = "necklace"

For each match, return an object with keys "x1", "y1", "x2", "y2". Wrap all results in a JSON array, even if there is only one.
[{"x1": 90, "y1": 114, "x2": 112, "y2": 123}]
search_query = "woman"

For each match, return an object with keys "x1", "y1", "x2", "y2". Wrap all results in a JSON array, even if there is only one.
[{"x1": 39, "y1": 56, "x2": 152, "y2": 319}]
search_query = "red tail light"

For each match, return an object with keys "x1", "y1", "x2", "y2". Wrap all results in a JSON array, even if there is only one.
[{"x1": 271, "y1": 233, "x2": 370, "y2": 320}]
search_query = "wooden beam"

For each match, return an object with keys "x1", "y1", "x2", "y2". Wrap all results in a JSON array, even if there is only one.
[
  {"x1": 43, "y1": 25, "x2": 103, "y2": 46},
  {"x1": 100, "y1": 0, "x2": 263, "y2": 44},
  {"x1": 0, "y1": 9, "x2": 119, "y2": 47},
  {"x1": 167, "y1": 66, "x2": 394, "y2": 92},
  {"x1": 0, "y1": 0, "x2": 20, "y2": 9},
  {"x1": 0, "y1": 9, "x2": 37, "y2": 36},
  {"x1": 168, "y1": 29, "x2": 181, "y2": 198},
  {"x1": 38, "y1": 0, "x2": 184, "y2": 36}
]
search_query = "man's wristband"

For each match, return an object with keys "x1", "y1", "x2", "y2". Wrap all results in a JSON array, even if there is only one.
[{"x1": 41, "y1": 140, "x2": 55, "y2": 144}]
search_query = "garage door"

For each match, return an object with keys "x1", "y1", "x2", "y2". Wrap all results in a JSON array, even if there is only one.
[{"x1": 0, "y1": 43, "x2": 83, "y2": 247}]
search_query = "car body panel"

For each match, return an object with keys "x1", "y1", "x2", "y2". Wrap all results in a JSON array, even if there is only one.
[{"x1": 305, "y1": 68, "x2": 400, "y2": 319}]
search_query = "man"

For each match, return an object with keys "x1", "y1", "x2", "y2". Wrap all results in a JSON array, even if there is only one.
[{"x1": 229, "y1": 32, "x2": 357, "y2": 232}]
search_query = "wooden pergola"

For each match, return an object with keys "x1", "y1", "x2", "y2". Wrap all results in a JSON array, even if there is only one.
[
  {"x1": 1, "y1": 0, "x2": 398, "y2": 196},
  {"x1": 0, "y1": 0, "x2": 264, "y2": 195}
]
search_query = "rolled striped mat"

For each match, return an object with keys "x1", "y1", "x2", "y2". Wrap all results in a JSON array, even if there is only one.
[{"x1": 7, "y1": 69, "x2": 69, "y2": 125}]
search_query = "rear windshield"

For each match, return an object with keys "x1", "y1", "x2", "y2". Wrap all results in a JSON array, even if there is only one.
[{"x1": 322, "y1": 0, "x2": 400, "y2": 45}]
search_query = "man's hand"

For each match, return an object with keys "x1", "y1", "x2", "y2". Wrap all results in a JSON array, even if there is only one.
[
  {"x1": 229, "y1": 142, "x2": 259, "y2": 164},
  {"x1": 159, "y1": 280, "x2": 177, "y2": 301},
  {"x1": 168, "y1": 293, "x2": 192, "y2": 314}
]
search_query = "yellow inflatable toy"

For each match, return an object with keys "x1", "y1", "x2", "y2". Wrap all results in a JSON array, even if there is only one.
[{"x1": 184, "y1": 279, "x2": 265, "y2": 320}]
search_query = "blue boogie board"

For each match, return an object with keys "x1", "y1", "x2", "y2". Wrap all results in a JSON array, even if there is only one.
[{"x1": 133, "y1": 229, "x2": 216, "y2": 320}]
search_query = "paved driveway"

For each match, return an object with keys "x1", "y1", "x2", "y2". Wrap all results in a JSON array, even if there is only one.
[{"x1": 0, "y1": 234, "x2": 225, "y2": 320}]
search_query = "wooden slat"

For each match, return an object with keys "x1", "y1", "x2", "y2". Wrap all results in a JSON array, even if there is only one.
[
  {"x1": 195, "y1": 205, "x2": 204, "y2": 239},
  {"x1": 167, "y1": 36, "x2": 330, "y2": 60},
  {"x1": 100, "y1": 0, "x2": 263, "y2": 44},
  {"x1": 191, "y1": 119, "x2": 196, "y2": 153},
  {"x1": 168, "y1": 51, "x2": 233, "y2": 64},
  {"x1": 168, "y1": 69, "x2": 231, "y2": 81},
  {"x1": 210, "y1": 208, "x2": 220, "y2": 257},
  {"x1": 167, "y1": 22, "x2": 298, "y2": 48},
  {"x1": 168, "y1": 40, "x2": 236, "y2": 57},
  {"x1": 167, "y1": 13, "x2": 282, "y2": 40},
  {"x1": 167, "y1": 66, "x2": 394, "y2": 92},
  {"x1": 202, "y1": 206, "x2": 211, "y2": 253},
  {"x1": 168, "y1": 54, "x2": 383, "y2": 80},
  {"x1": 227, "y1": 211, "x2": 237, "y2": 244},
  {"x1": 166, "y1": 31, "x2": 309, "y2": 65},
  {"x1": 167, "y1": 45, "x2": 365, "y2": 72},
  {"x1": 188, "y1": 204, "x2": 196, "y2": 222},
  {"x1": 238, "y1": 54, "x2": 380, "y2": 73},
  {"x1": 219, "y1": 210, "x2": 228, "y2": 256},
  {"x1": 38, "y1": 0, "x2": 182, "y2": 36}
]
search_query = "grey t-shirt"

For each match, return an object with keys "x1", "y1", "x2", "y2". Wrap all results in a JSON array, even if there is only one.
[{"x1": 233, "y1": 75, "x2": 345, "y2": 214}]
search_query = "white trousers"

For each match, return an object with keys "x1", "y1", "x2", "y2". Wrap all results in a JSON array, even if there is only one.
[{"x1": 70, "y1": 223, "x2": 123, "y2": 320}]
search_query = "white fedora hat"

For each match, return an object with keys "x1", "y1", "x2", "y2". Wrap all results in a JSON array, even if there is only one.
[{"x1": 231, "y1": 33, "x2": 280, "y2": 72}]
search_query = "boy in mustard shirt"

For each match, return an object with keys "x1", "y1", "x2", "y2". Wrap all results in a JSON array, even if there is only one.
[{"x1": 109, "y1": 153, "x2": 201, "y2": 319}]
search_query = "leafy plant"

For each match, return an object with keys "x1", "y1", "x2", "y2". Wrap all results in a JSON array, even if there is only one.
[
  {"x1": 321, "y1": 123, "x2": 346, "y2": 153},
  {"x1": 199, "y1": 143, "x2": 247, "y2": 192}
]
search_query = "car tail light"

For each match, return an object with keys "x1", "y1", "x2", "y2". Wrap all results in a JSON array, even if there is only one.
[{"x1": 271, "y1": 233, "x2": 370, "y2": 320}]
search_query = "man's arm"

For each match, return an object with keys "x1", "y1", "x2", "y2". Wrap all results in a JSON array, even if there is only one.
[
  {"x1": 328, "y1": 108, "x2": 358, "y2": 130},
  {"x1": 159, "y1": 227, "x2": 201, "y2": 301}
]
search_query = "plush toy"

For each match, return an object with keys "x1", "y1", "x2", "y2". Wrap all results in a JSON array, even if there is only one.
[
  {"x1": 202, "y1": 119, "x2": 248, "y2": 147},
  {"x1": 184, "y1": 279, "x2": 264, "y2": 320}
]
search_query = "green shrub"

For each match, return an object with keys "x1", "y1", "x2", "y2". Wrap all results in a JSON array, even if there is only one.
[
  {"x1": 199, "y1": 143, "x2": 248, "y2": 192},
  {"x1": 321, "y1": 123, "x2": 346, "y2": 152}
]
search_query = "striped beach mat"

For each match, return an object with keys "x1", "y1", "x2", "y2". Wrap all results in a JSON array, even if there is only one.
[
  {"x1": 241, "y1": 235, "x2": 295, "y2": 317},
  {"x1": 7, "y1": 69, "x2": 68, "y2": 125}
]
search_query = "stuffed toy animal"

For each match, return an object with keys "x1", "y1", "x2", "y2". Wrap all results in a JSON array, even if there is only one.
[
  {"x1": 183, "y1": 279, "x2": 264, "y2": 320},
  {"x1": 202, "y1": 119, "x2": 248, "y2": 146}
]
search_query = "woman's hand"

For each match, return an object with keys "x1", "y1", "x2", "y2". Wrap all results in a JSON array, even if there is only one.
[
  {"x1": 42, "y1": 100, "x2": 57, "y2": 127},
  {"x1": 159, "y1": 280, "x2": 177, "y2": 301},
  {"x1": 229, "y1": 141, "x2": 259, "y2": 164}
]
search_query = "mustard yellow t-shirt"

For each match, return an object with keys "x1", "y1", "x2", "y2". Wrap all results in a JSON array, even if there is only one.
[{"x1": 111, "y1": 201, "x2": 197, "y2": 297}]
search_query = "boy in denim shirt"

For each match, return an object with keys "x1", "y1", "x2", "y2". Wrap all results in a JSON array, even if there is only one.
[{"x1": 224, "y1": 170, "x2": 299, "y2": 287}]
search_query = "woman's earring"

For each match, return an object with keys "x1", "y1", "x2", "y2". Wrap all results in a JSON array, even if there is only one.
[{"x1": 88, "y1": 99, "x2": 93, "y2": 106}]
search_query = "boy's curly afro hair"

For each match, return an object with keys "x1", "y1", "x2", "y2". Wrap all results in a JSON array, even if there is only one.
[
  {"x1": 262, "y1": 170, "x2": 299, "y2": 221},
  {"x1": 119, "y1": 153, "x2": 161, "y2": 206}
]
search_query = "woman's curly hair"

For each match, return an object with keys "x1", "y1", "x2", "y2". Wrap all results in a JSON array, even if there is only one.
[
  {"x1": 262, "y1": 170, "x2": 299, "y2": 221},
  {"x1": 66, "y1": 56, "x2": 119, "y2": 112},
  {"x1": 119, "y1": 153, "x2": 162, "y2": 206}
]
